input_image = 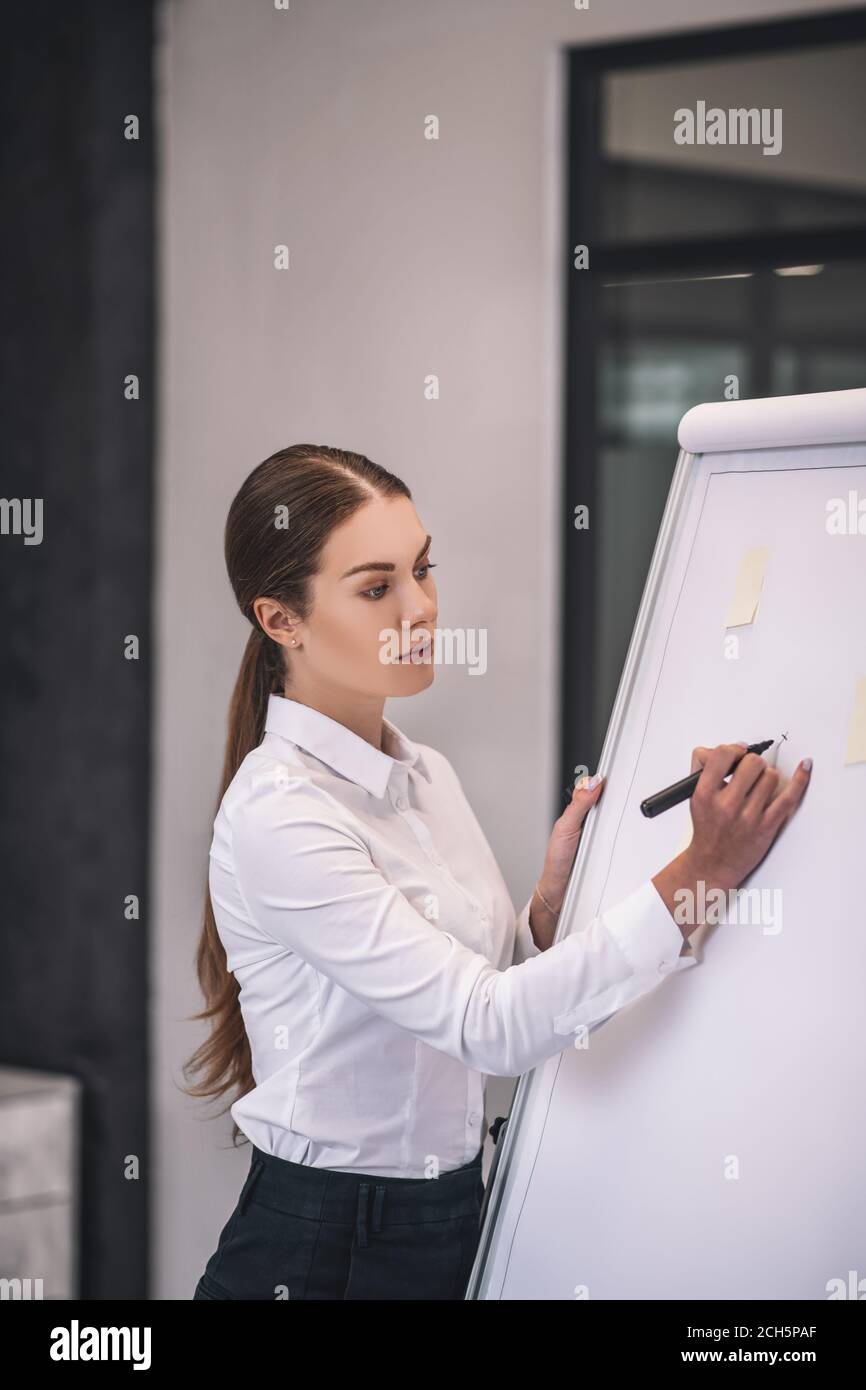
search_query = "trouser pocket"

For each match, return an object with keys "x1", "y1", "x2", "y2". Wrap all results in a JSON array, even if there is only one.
[{"x1": 237, "y1": 1155, "x2": 265, "y2": 1215}]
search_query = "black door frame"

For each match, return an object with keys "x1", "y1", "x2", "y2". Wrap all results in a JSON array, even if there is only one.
[{"x1": 560, "y1": 5, "x2": 866, "y2": 800}]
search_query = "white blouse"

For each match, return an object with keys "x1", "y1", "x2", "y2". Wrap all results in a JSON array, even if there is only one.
[{"x1": 207, "y1": 693, "x2": 695, "y2": 1178}]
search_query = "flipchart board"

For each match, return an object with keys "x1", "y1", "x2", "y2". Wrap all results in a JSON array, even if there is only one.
[{"x1": 469, "y1": 388, "x2": 866, "y2": 1301}]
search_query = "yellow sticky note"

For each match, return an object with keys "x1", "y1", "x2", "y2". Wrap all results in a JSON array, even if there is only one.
[
  {"x1": 724, "y1": 546, "x2": 769, "y2": 628},
  {"x1": 844, "y1": 676, "x2": 866, "y2": 766}
]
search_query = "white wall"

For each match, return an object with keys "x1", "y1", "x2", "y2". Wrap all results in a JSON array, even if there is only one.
[{"x1": 153, "y1": 0, "x2": 854, "y2": 1298}]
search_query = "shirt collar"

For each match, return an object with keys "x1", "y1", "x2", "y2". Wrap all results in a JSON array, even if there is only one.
[{"x1": 264, "y1": 693, "x2": 432, "y2": 799}]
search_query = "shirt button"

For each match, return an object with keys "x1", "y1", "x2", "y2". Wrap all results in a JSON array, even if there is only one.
[
  {"x1": 395, "y1": 795, "x2": 408, "y2": 811},
  {"x1": 468, "y1": 1112, "x2": 481, "y2": 1126}
]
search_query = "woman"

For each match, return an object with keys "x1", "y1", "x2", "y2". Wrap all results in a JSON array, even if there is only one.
[{"x1": 185, "y1": 444, "x2": 810, "y2": 1301}]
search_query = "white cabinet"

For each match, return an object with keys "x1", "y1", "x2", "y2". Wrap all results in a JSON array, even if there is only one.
[{"x1": 0, "y1": 1066, "x2": 81, "y2": 1299}]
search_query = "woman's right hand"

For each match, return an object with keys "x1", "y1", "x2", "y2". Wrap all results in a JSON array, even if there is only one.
[{"x1": 651, "y1": 742, "x2": 812, "y2": 934}]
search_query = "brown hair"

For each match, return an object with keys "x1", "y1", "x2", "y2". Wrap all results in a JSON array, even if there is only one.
[{"x1": 182, "y1": 444, "x2": 412, "y2": 1143}]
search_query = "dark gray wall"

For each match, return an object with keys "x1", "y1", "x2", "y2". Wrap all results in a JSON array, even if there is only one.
[{"x1": 0, "y1": 0, "x2": 154, "y2": 1298}]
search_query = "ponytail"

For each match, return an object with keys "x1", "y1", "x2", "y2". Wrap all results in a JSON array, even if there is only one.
[
  {"x1": 221, "y1": 627, "x2": 282, "y2": 791},
  {"x1": 182, "y1": 626, "x2": 280, "y2": 1144}
]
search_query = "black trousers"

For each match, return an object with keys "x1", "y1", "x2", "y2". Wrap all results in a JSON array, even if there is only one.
[{"x1": 193, "y1": 1143, "x2": 485, "y2": 1300}]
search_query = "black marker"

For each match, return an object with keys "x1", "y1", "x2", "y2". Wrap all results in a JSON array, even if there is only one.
[{"x1": 640, "y1": 739, "x2": 776, "y2": 819}]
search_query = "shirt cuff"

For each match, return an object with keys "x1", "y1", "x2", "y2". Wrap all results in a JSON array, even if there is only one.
[
  {"x1": 548, "y1": 879, "x2": 698, "y2": 1038},
  {"x1": 512, "y1": 894, "x2": 542, "y2": 965},
  {"x1": 602, "y1": 878, "x2": 696, "y2": 978}
]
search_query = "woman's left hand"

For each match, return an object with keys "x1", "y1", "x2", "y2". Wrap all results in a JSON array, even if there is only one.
[{"x1": 535, "y1": 773, "x2": 606, "y2": 921}]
